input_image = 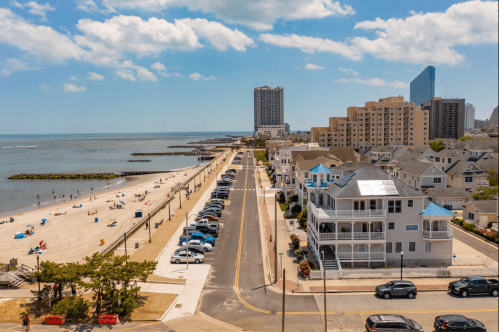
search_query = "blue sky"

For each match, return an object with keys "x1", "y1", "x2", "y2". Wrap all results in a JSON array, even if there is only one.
[{"x1": 0, "y1": 0, "x2": 497, "y2": 134}]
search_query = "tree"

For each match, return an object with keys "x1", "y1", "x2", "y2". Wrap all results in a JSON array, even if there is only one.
[
  {"x1": 471, "y1": 186, "x2": 499, "y2": 200},
  {"x1": 429, "y1": 140, "x2": 446, "y2": 152},
  {"x1": 297, "y1": 208, "x2": 307, "y2": 228},
  {"x1": 81, "y1": 252, "x2": 156, "y2": 315},
  {"x1": 487, "y1": 168, "x2": 498, "y2": 186},
  {"x1": 52, "y1": 295, "x2": 90, "y2": 319},
  {"x1": 459, "y1": 136, "x2": 473, "y2": 141},
  {"x1": 37, "y1": 262, "x2": 85, "y2": 301}
]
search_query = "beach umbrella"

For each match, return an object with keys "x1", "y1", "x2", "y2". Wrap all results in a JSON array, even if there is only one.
[
  {"x1": 42, "y1": 219, "x2": 47, "y2": 222},
  {"x1": 26, "y1": 224, "x2": 35, "y2": 227},
  {"x1": 58, "y1": 207, "x2": 63, "y2": 210},
  {"x1": 120, "y1": 200, "x2": 125, "y2": 205}
]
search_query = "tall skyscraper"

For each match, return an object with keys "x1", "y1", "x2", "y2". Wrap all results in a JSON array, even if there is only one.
[
  {"x1": 311, "y1": 96, "x2": 428, "y2": 148},
  {"x1": 422, "y1": 98, "x2": 465, "y2": 139},
  {"x1": 410, "y1": 66, "x2": 435, "y2": 106},
  {"x1": 254, "y1": 86, "x2": 284, "y2": 133},
  {"x1": 489, "y1": 106, "x2": 498, "y2": 130},
  {"x1": 464, "y1": 103, "x2": 475, "y2": 131}
]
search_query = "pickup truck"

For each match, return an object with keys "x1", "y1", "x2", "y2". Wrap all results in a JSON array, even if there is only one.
[{"x1": 448, "y1": 275, "x2": 499, "y2": 297}]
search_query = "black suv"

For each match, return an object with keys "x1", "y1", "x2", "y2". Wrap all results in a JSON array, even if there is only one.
[
  {"x1": 196, "y1": 225, "x2": 219, "y2": 237},
  {"x1": 434, "y1": 315, "x2": 486, "y2": 331},
  {"x1": 211, "y1": 192, "x2": 228, "y2": 199},
  {"x1": 366, "y1": 315, "x2": 423, "y2": 332},
  {"x1": 375, "y1": 280, "x2": 417, "y2": 299}
]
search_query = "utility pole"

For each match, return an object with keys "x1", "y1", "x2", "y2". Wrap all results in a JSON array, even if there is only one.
[
  {"x1": 322, "y1": 251, "x2": 327, "y2": 332},
  {"x1": 282, "y1": 268, "x2": 286, "y2": 332},
  {"x1": 186, "y1": 212, "x2": 189, "y2": 270},
  {"x1": 274, "y1": 194, "x2": 278, "y2": 283},
  {"x1": 168, "y1": 200, "x2": 171, "y2": 220},
  {"x1": 36, "y1": 255, "x2": 41, "y2": 301},
  {"x1": 179, "y1": 190, "x2": 182, "y2": 209},
  {"x1": 124, "y1": 232, "x2": 128, "y2": 263},
  {"x1": 148, "y1": 213, "x2": 151, "y2": 243}
]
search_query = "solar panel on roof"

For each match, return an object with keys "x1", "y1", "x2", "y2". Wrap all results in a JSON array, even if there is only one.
[
  {"x1": 357, "y1": 180, "x2": 399, "y2": 196},
  {"x1": 335, "y1": 172, "x2": 355, "y2": 188}
]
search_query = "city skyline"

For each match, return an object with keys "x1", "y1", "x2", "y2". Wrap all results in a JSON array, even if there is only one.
[{"x1": 0, "y1": 0, "x2": 497, "y2": 134}]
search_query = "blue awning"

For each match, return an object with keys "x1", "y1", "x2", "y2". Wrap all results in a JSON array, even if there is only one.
[
  {"x1": 309, "y1": 164, "x2": 332, "y2": 173},
  {"x1": 421, "y1": 202, "x2": 456, "y2": 217}
]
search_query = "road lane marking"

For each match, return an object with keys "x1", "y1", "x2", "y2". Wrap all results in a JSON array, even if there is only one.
[{"x1": 343, "y1": 308, "x2": 498, "y2": 315}]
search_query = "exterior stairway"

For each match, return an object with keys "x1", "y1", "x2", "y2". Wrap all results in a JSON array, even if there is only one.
[{"x1": 321, "y1": 245, "x2": 341, "y2": 271}]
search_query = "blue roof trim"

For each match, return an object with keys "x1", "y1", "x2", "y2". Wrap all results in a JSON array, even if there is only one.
[
  {"x1": 309, "y1": 164, "x2": 332, "y2": 173},
  {"x1": 421, "y1": 202, "x2": 456, "y2": 217}
]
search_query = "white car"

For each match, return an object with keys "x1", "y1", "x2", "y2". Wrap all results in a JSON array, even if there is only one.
[
  {"x1": 181, "y1": 240, "x2": 213, "y2": 252},
  {"x1": 170, "y1": 251, "x2": 205, "y2": 264}
]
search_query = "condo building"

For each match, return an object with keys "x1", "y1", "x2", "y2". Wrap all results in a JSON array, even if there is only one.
[
  {"x1": 464, "y1": 103, "x2": 475, "y2": 131},
  {"x1": 311, "y1": 96, "x2": 428, "y2": 148},
  {"x1": 410, "y1": 66, "x2": 435, "y2": 106},
  {"x1": 254, "y1": 86, "x2": 284, "y2": 133},
  {"x1": 421, "y1": 97, "x2": 465, "y2": 139}
]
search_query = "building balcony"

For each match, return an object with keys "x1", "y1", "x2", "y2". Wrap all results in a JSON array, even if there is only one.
[
  {"x1": 308, "y1": 202, "x2": 387, "y2": 220},
  {"x1": 477, "y1": 180, "x2": 490, "y2": 186},
  {"x1": 305, "y1": 178, "x2": 333, "y2": 189},
  {"x1": 318, "y1": 231, "x2": 385, "y2": 241},
  {"x1": 422, "y1": 229, "x2": 453, "y2": 240}
]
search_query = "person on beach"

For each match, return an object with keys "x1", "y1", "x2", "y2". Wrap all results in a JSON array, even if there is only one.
[
  {"x1": 22, "y1": 315, "x2": 30, "y2": 331},
  {"x1": 145, "y1": 222, "x2": 149, "y2": 230},
  {"x1": 70, "y1": 194, "x2": 72, "y2": 200}
]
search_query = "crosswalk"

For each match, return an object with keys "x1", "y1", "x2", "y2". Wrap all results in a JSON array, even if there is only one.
[{"x1": 233, "y1": 188, "x2": 256, "y2": 191}]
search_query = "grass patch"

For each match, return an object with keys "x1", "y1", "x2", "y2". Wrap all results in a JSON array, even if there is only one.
[
  {"x1": 279, "y1": 202, "x2": 289, "y2": 211},
  {"x1": 255, "y1": 150, "x2": 267, "y2": 163}
]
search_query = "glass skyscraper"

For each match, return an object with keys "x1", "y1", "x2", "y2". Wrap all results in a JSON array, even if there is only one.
[
  {"x1": 464, "y1": 103, "x2": 475, "y2": 131},
  {"x1": 410, "y1": 66, "x2": 435, "y2": 106}
]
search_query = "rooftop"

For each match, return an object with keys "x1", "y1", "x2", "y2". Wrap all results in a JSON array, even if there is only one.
[{"x1": 421, "y1": 202, "x2": 456, "y2": 217}]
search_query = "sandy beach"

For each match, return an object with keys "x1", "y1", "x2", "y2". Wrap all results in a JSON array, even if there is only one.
[{"x1": 0, "y1": 166, "x2": 203, "y2": 265}]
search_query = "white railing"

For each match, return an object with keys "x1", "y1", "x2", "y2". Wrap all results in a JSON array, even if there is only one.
[
  {"x1": 353, "y1": 252, "x2": 369, "y2": 260},
  {"x1": 308, "y1": 202, "x2": 387, "y2": 220},
  {"x1": 477, "y1": 180, "x2": 489, "y2": 186},
  {"x1": 370, "y1": 252, "x2": 385, "y2": 260},
  {"x1": 337, "y1": 252, "x2": 352, "y2": 260},
  {"x1": 318, "y1": 232, "x2": 386, "y2": 241},
  {"x1": 310, "y1": 267, "x2": 499, "y2": 280},
  {"x1": 423, "y1": 229, "x2": 453, "y2": 239},
  {"x1": 371, "y1": 232, "x2": 385, "y2": 240},
  {"x1": 353, "y1": 232, "x2": 369, "y2": 239},
  {"x1": 319, "y1": 233, "x2": 336, "y2": 240},
  {"x1": 337, "y1": 233, "x2": 352, "y2": 239}
]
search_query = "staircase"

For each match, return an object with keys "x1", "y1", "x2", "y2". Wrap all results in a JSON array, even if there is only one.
[
  {"x1": 325, "y1": 259, "x2": 339, "y2": 270},
  {"x1": 0, "y1": 272, "x2": 25, "y2": 288},
  {"x1": 321, "y1": 245, "x2": 340, "y2": 271}
]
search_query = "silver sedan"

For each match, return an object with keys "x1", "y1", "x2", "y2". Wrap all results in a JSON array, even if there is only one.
[{"x1": 170, "y1": 251, "x2": 205, "y2": 264}]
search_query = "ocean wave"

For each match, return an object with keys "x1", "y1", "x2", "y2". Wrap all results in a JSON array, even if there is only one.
[
  {"x1": 2, "y1": 146, "x2": 13, "y2": 148},
  {"x1": 16, "y1": 145, "x2": 38, "y2": 148}
]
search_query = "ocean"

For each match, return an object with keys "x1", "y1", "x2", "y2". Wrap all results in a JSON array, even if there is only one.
[{"x1": 0, "y1": 132, "x2": 248, "y2": 216}]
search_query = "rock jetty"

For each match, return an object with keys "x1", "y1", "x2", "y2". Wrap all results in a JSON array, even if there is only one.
[
  {"x1": 9, "y1": 173, "x2": 119, "y2": 180},
  {"x1": 131, "y1": 149, "x2": 212, "y2": 156},
  {"x1": 127, "y1": 160, "x2": 151, "y2": 162}
]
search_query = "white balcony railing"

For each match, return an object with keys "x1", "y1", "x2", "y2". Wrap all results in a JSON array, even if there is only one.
[
  {"x1": 370, "y1": 252, "x2": 385, "y2": 260},
  {"x1": 477, "y1": 180, "x2": 489, "y2": 186},
  {"x1": 337, "y1": 252, "x2": 386, "y2": 261},
  {"x1": 423, "y1": 229, "x2": 453, "y2": 239},
  {"x1": 318, "y1": 232, "x2": 386, "y2": 241},
  {"x1": 307, "y1": 202, "x2": 387, "y2": 220}
]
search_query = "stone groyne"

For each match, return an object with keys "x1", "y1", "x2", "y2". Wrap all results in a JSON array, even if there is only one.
[
  {"x1": 131, "y1": 150, "x2": 212, "y2": 156},
  {"x1": 9, "y1": 173, "x2": 120, "y2": 180},
  {"x1": 127, "y1": 160, "x2": 151, "y2": 162}
]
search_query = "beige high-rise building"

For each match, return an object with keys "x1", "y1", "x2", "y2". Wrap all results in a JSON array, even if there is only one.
[{"x1": 311, "y1": 96, "x2": 429, "y2": 148}]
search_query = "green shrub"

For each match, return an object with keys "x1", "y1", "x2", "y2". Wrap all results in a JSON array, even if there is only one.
[
  {"x1": 462, "y1": 222, "x2": 476, "y2": 232},
  {"x1": 295, "y1": 249, "x2": 304, "y2": 260},
  {"x1": 291, "y1": 204, "x2": 302, "y2": 215},
  {"x1": 52, "y1": 295, "x2": 90, "y2": 320},
  {"x1": 279, "y1": 201, "x2": 289, "y2": 211},
  {"x1": 288, "y1": 195, "x2": 298, "y2": 203},
  {"x1": 487, "y1": 221, "x2": 494, "y2": 229}
]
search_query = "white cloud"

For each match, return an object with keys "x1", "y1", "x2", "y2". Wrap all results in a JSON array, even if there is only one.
[
  {"x1": 189, "y1": 72, "x2": 214, "y2": 80},
  {"x1": 151, "y1": 62, "x2": 166, "y2": 71},
  {"x1": 116, "y1": 60, "x2": 157, "y2": 82},
  {"x1": 352, "y1": 0, "x2": 498, "y2": 65},
  {"x1": 40, "y1": 83, "x2": 52, "y2": 91},
  {"x1": 0, "y1": 58, "x2": 38, "y2": 75},
  {"x1": 305, "y1": 63, "x2": 325, "y2": 70},
  {"x1": 335, "y1": 77, "x2": 409, "y2": 88},
  {"x1": 87, "y1": 71, "x2": 104, "y2": 80},
  {"x1": 63, "y1": 83, "x2": 86, "y2": 92},
  {"x1": 116, "y1": 68, "x2": 135, "y2": 81},
  {"x1": 338, "y1": 67, "x2": 358, "y2": 76},
  {"x1": 76, "y1": 0, "x2": 99, "y2": 12},
  {"x1": 69, "y1": 75, "x2": 78, "y2": 80},
  {"x1": 13, "y1": 1, "x2": 55, "y2": 21},
  {"x1": 260, "y1": 33, "x2": 362, "y2": 60},
  {"x1": 97, "y1": 0, "x2": 355, "y2": 30},
  {"x1": 179, "y1": 18, "x2": 254, "y2": 51},
  {"x1": 0, "y1": 8, "x2": 85, "y2": 62}
]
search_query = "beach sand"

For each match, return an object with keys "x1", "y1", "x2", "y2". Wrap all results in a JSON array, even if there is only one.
[{"x1": 0, "y1": 166, "x2": 204, "y2": 265}]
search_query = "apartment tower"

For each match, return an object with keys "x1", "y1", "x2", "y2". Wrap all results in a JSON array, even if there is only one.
[
  {"x1": 410, "y1": 66, "x2": 435, "y2": 106},
  {"x1": 464, "y1": 103, "x2": 475, "y2": 131},
  {"x1": 311, "y1": 96, "x2": 428, "y2": 148},
  {"x1": 254, "y1": 86, "x2": 284, "y2": 133},
  {"x1": 422, "y1": 98, "x2": 465, "y2": 139}
]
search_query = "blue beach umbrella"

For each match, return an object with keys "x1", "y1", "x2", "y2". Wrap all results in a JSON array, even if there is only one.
[
  {"x1": 120, "y1": 200, "x2": 125, "y2": 205},
  {"x1": 42, "y1": 219, "x2": 47, "y2": 222}
]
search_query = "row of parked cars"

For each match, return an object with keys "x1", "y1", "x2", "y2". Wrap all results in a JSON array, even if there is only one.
[
  {"x1": 170, "y1": 169, "x2": 236, "y2": 264},
  {"x1": 366, "y1": 276, "x2": 497, "y2": 331}
]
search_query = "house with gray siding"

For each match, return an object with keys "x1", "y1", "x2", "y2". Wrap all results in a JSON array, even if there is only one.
[
  {"x1": 425, "y1": 187, "x2": 470, "y2": 210},
  {"x1": 397, "y1": 161, "x2": 447, "y2": 190},
  {"x1": 307, "y1": 167, "x2": 454, "y2": 270}
]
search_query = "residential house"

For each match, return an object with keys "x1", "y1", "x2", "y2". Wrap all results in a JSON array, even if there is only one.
[
  {"x1": 463, "y1": 200, "x2": 498, "y2": 228},
  {"x1": 445, "y1": 161, "x2": 489, "y2": 191},
  {"x1": 408, "y1": 146, "x2": 435, "y2": 161},
  {"x1": 434, "y1": 149, "x2": 463, "y2": 172},
  {"x1": 397, "y1": 161, "x2": 447, "y2": 190},
  {"x1": 425, "y1": 187, "x2": 470, "y2": 210},
  {"x1": 307, "y1": 167, "x2": 454, "y2": 270}
]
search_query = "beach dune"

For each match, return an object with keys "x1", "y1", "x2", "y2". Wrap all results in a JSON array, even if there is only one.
[{"x1": 0, "y1": 167, "x2": 201, "y2": 265}]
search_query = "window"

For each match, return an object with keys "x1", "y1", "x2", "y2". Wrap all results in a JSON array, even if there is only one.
[
  {"x1": 425, "y1": 242, "x2": 431, "y2": 252},
  {"x1": 386, "y1": 242, "x2": 392, "y2": 253},
  {"x1": 447, "y1": 158, "x2": 451, "y2": 163},
  {"x1": 408, "y1": 200, "x2": 413, "y2": 207},
  {"x1": 388, "y1": 200, "x2": 401, "y2": 213},
  {"x1": 465, "y1": 177, "x2": 473, "y2": 182},
  {"x1": 292, "y1": 166, "x2": 295, "y2": 172},
  {"x1": 395, "y1": 242, "x2": 402, "y2": 253},
  {"x1": 435, "y1": 157, "x2": 440, "y2": 162},
  {"x1": 304, "y1": 172, "x2": 309, "y2": 178},
  {"x1": 434, "y1": 178, "x2": 442, "y2": 183},
  {"x1": 388, "y1": 222, "x2": 395, "y2": 230},
  {"x1": 468, "y1": 212, "x2": 475, "y2": 220},
  {"x1": 409, "y1": 242, "x2": 416, "y2": 252},
  {"x1": 406, "y1": 225, "x2": 419, "y2": 231}
]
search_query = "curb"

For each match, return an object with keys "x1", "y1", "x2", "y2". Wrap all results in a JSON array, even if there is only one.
[
  {"x1": 197, "y1": 311, "x2": 248, "y2": 331},
  {"x1": 291, "y1": 288, "x2": 449, "y2": 294},
  {"x1": 450, "y1": 224, "x2": 499, "y2": 249},
  {"x1": 132, "y1": 279, "x2": 185, "y2": 285}
]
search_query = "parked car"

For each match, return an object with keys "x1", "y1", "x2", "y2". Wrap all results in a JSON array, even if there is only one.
[
  {"x1": 170, "y1": 251, "x2": 204, "y2": 264},
  {"x1": 205, "y1": 203, "x2": 224, "y2": 210},
  {"x1": 211, "y1": 192, "x2": 229, "y2": 199},
  {"x1": 209, "y1": 198, "x2": 225, "y2": 206},
  {"x1": 375, "y1": 280, "x2": 417, "y2": 299},
  {"x1": 226, "y1": 169, "x2": 237, "y2": 174},
  {"x1": 213, "y1": 187, "x2": 230, "y2": 192},
  {"x1": 196, "y1": 225, "x2": 219, "y2": 237},
  {"x1": 434, "y1": 315, "x2": 486, "y2": 331},
  {"x1": 448, "y1": 276, "x2": 499, "y2": 297},
  {"x1": 198, "y1": 209, "x2": 221, "y2": 217},
  {"x1": 217, "y1": 180, "x2": 232, "y2": 186},
  {"x1": 190, "y1": 218, "x2": 219, "y2": 227},
  {"x1": 181, "y1": 240, "x2": 212, "y2": 252},
  {"x1": 232, "y1": 160, "x2": 241, "y2": 165},
  {"x1": 366, "y1": 315, "x2": 423, "y2": 332},
  {"x1": 248, "y1": 156, "x2": 252, "y2": 159},
  {"x1": 179, "y1": 232, "x2": 215, "y2": 246},
  {"x1": 174, "y1": 247, "x2": 204, "y2": 255},
  {"x1": 202, "y1": 206, "x2": 222, "y2": 213}
]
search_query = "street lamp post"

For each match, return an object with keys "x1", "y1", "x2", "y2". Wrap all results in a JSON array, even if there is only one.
[
  {"x1": 124, "y1": 232, "x2": 128, "y2": 263},
  {"x1": 186, "y1": 212, "x2": 189, "y2": 270},
  {"x1": 263, "y1": 187, "x2": 266, "y2": 204},
  {"x1": 322, "y1": 251, "x2": 327, "y2": 332},
  {"x1": 400, "y1": 251, "x2": 404, "y2": 280},
  {"x1": 179, "y1": 190, "x2": 182, "y2": 209},
  {"x1": 148, "y1": 213, "x2": 151, "y2": 243},
  {"x1": 274, "y1": 194, "x2": 278, "y2": 283},
  {"x1": 279, "y1": 253, "x2": 283, "y2": 279},
  {"x1": 36, "y1": 255, "x2": 41, "y2": 301},
  {"x1": 168, "y1": 200, "x2": 171, "y2": 221}
]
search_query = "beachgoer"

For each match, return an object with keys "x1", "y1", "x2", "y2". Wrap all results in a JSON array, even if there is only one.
[
  {"x1": 77, "y1": 190, "x2": 80, "y2": 196},
  {"x1": 70, "y1": 194, "x2": 72, "y2": 200},
  {"x1": 39, "y1": 240, "x2": 43, "y2": 246},
  {"x1": 22, "y1": 315, "x2": 30, "y2": 331},
  {"x1": 37, "y1": 202, "x2": 40, "y2": 208},
  {"x1": 90, "y1": 197, "x2": 92, "y2": 201},
  {"x1": 113, "y1": 202, "x2": 115, "y2": 207},
  {"x1": 146, "y1": 222, "x2": 149, "y2": 230}
]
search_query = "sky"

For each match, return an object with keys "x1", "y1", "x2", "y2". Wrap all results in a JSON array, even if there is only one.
[{"x1": 0, "y1": 0, "x2": 497, "y2": 134}]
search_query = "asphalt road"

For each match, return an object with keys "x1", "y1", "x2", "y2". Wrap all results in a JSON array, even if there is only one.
[{"x1": 451, "y1": 224, "x2": 499, "y2": 262}]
